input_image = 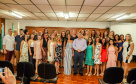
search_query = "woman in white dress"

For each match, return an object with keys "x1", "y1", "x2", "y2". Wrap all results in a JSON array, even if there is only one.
[
  {"x1": 123, "y1": 34, "x2": 134, "y2": 78},
  {"x1": 20, "y1": 35, "x2": 29, "y2": 62},
  {"x1": 48, "y1": 33, "x2": 55, "y2": 63}
]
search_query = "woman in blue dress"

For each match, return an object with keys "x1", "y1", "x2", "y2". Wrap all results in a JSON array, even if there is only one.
[
  {"x1": 114, "y1": 34, "x2": 123, "y2": 67},
  {"x1": 85, "y1": 37, "x2": 95, "y2": 76}
]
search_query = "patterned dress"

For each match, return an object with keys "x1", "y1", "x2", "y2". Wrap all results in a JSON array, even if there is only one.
[
  {"x1": 54, "y1": 44, "x2": 62, "y2": 62},
  {"x1": 19, "y1": 41, "x2": 29, "y2": 62},
  {"x1": 94, "y1": 44, "x2": 102, "y2": 64},
  {"x1": 64, "y1": 43, "x2": 73, "y2": 75}
]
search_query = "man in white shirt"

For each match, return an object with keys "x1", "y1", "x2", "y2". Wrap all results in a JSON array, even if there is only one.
[{"x1": 3, "y1": 29, "x2": 15, "y2": 61}]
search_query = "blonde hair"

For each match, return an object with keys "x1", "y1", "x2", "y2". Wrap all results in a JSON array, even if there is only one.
[
  {"x1": 126, "y1": 34, "x2": 133, "y2": 44},
  {"x1": 50, "y1": 33, "x2": 55, "y2": 41},
  {"x1": 53, "y1": 30, "x2": 58, "y2": 37},
  {"x1": 85, "y1": 29, "x2": 90, "y2": 36},
  {"x1": 56, "y1": 34, "x2": 62, "y2": 43}
]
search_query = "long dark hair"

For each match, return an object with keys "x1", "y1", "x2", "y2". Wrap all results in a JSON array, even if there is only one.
[
  {"x1": 103, "y1": 31, "x2": 108, "y2": 38},
  {"x1": 91, "y1": 30, "x2": 96, "y2": 38},
  {"x1": 109, "y1": 39, "x2": 116, "y2": 46},
  {"x1": 102, "y1": 38, "x2": 106, "y2": 49},
  {"x1": 114, "y1": 34, "x2": 120, "y2": 41},
  {"x1": 66, "y1": 30, "x2": 70, "y2": 34},
  {"x1": 87, "y1": 37, "x2": 93, "y2": 46},
  {"x1": 65, "y1": 34, "x2": 71, "y2": 47},
  {"x1": 29, "y1": 33, "x2": 34, "y2": 40},
  {"x1": 43, "y1": 28, "x2": 48, "y2": 34},
  {"x1": 120, "y1": 34, "x2": 124, "y2": 41},
  {"x1": 23, "y1": 35, "x2": 29, "y2": 41},
  {"x1": 43, "y1": 33, "x2": 48, "y2": 40},
  {"x1": 94, "y1": 37, "x2": 101, "y2": 45},
  {"x1": 24, "y1": 29, "x2": 29, "y2": 35},
  {"x1": 61, "y1": 31, "x2": 66, "y2": 38}
]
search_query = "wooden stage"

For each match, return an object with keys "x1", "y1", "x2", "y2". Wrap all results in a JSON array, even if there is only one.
[{"x1": 0, "y1": 54, "x2": 136, "y2": 84}]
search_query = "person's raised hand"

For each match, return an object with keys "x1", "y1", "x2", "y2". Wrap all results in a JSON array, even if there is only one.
[{"x1": 0, "y1": 67, "x2": 16, "y2": 84}]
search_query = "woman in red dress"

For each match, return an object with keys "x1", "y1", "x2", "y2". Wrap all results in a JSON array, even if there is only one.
[{"x1": 100, "y1": 38, "x2": 108, "y2": 76}]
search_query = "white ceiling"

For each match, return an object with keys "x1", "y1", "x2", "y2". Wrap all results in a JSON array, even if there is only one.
[{"x1": 0, "y1": 0, "x2": 136, "y2": 22}]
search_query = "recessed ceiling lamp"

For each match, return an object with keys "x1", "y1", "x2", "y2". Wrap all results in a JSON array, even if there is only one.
[
  {"x1": 64, "y1": 12, "x2": 69, "y2": 19},
  {"x1": 116, "y1": 14, "x2": 129, "y2": 20},
  {"x1": 13, "y1": 11, "x2": 25, "y2": 16},
  {"x1": 112, "y1": 13, "x2": 125, "y2": 18},
  {"x1": 9, "y1": 12, "x2": 22, "y2": 18}
]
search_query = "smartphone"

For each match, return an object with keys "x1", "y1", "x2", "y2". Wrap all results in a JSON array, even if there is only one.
[{"x1": 0, "y1": 67, "x2": 5, "y2": 75}]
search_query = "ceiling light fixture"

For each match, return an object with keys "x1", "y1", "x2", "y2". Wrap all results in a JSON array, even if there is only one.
[
  {"x1": 10, "y1": 12, "x2": 22, "y2": 18},
  {"x1": 14, "y1": 11, "x2": 25, "y2": 16},
  {"x1": 116, "y1": 15, "x2": 129, "y2": 20},
  {"x1": 112, "y1": 13, "x2": 125, "y2": 18},
  {"x1": 64, "y1": 12, "x2": 69, "y2": 19}
]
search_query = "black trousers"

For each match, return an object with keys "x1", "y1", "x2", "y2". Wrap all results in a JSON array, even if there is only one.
[
  {"x1": 28, "y1": 47, "x2": 36, "y2": 69},
  {"x1": 74, "y1": 51, "x2": 84, "y2": 74}
]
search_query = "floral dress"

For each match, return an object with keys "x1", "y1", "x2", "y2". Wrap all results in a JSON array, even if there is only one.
[
  {"x1": 19, "y1": 41, "x2": 29, "y2": 62},
  {"x1": 94, "y1": 44, "x2": 102, "y2": 64},
  {"x1": 54, "y1": 44, "x2": 62, "y2": 62}
]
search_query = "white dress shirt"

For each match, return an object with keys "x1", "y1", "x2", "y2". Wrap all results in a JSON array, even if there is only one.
[{"x1": 3, "y1": 34, "x2": 15, "y2": 51}]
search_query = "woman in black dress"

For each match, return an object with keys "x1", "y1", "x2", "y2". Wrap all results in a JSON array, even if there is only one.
[
  {"x1": 60, "y1": 31, "x2": 66, "y2": 67},
  {"x1": 42, "y1": 28, "x2": 48, "y2": 38},
  {"x1": 41, "y1": 33, "x2": 48, "y2": 63},
  {"x1": 71, "y1": 29, "x2": 78, "y2": 40},
  {"x1": 109, "y1": 31, "x2": 115, "y2": 40}
]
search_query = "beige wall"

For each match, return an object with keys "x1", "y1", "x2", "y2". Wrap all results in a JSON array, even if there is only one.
[
  {"x1": 5, "y1": 20, "x2": 110, "y2": 34},
  {"x1": 111, "y1": 22, "x2": 136, "y2": 55}
]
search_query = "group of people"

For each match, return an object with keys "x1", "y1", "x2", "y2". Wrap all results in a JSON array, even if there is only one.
[{"x1": 2, "y1": 28, "x2": 134, "y2": 78}]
